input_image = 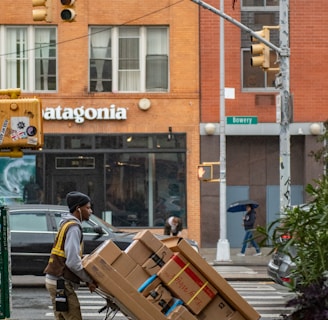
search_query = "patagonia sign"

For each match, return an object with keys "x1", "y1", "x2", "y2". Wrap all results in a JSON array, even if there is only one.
[{"x1": 43, "y1": 105, "x2": 127, "y2": 124}]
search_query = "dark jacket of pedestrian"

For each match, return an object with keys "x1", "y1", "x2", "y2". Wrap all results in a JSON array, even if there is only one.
[{"x1": 243, "y1": 207, "x2": 257, "y2": 230}]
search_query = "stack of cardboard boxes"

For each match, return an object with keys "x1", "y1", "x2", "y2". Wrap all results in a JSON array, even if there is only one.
[{"x1": 82, "y1": 230, "x2": 260, "y2": 320}]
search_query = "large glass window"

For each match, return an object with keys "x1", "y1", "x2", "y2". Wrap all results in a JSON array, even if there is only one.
[
  {"x1": 89, "y1": 26, "x2": 169, "y2": 93},
  {"x1": 1, "y1": 26, "x2": 57, "y2": 91},
  {"x1": 6, "y1": 28, "x2": 28, "y2": 89},
  {"x1": 105, "y1": 151, "x2": 186, "y2": 227},
  {"x1": 35, "y1": 28, "x2": 57, "y2": 90},
  {"x1": 33, "y1": 134, "x2": 186, "y2": 228}
]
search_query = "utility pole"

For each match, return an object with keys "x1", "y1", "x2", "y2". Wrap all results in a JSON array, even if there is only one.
[
  {"x1": 191, "y1": 0, "x2": 291, "y2": 251},
  {"x1": 277, "y1": 0, "x2": 291, "y2": 211},
  {"x1": 216, "y1": 0, "x2": 230, "y2": 261}
]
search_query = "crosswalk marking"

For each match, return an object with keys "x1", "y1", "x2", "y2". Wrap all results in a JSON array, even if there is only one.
[{"x1": 45, "y1": 282, "x2": 293, "y2": 319}]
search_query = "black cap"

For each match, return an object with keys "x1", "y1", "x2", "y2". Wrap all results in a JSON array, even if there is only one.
[{"x1": 66, "y1": 191, "x2": 90, "y2": 213}]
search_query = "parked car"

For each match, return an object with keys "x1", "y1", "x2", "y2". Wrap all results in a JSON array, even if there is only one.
[
  {"x1": 267, "y1": 204, "x2": 311, "y2": 287},
  {"x1": 267, "y1": 233, "x2": 297, "y2": 286},
  {"x1": 8, "y1": 204, "x2": 199, "y2": 275}
]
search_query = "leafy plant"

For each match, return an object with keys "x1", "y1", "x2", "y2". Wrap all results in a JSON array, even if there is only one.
[
  {"x1": 257, "y1": 176, "x2": 328, "y2": 319},
  {"x1": 256, "y1": 122, "x2": 328, "y2": 318}
]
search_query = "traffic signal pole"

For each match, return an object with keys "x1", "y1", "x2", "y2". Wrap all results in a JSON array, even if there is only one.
[
  {"x1": 191, "y1": 0, "x2": 291, "y2": 257},
  {"x1": 277, "y1": 0, "x2": 291, "y2": 212}
]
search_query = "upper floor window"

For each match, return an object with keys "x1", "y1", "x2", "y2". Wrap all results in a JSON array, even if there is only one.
[
  {"x1": 0, "y1": 26, "x2": 57, "y2": 92},
  {"x1": 242, "y1": 49, "x2": 277, "y2": 90},
  {"x1": 89, "y1": 26, "x2": 169, "y2": 93},
  {"x1": 242, "y1": 0, "x2": 279, "y2": 9}
]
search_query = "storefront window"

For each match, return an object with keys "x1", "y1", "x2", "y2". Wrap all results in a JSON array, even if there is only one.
[
  {"x1": 105, "y1": 151, "x2": 186, "y2": 227},
  {"x1": 16, "y1": 133, "x2": 186, "y2": 228}
]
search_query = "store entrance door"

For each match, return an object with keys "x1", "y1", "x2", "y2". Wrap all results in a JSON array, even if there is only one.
[{"x1": 50, "y1": 173, "x2": 104, "y2": 217}]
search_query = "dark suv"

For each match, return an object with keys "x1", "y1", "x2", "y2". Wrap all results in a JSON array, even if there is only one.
[{"x1": 9, "y1": 204, "x2": 198, "y2": 275}]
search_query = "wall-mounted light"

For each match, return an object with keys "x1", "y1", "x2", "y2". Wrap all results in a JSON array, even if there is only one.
[
  {"x1": 204, "y1": 123, "x2": 216, "y2": 135},
  {"x1": 126, "y1": 136, "x2": 133, "y2": 142},
  {"x1": 310, "y1": 123, "x2": 321, "y2": 135},
  {"x1": 168, "y1": 127, "x2": 173, "y2": 141},
  {"x1": 138, "y1": 98, "x2": 151, "y2": 111}
]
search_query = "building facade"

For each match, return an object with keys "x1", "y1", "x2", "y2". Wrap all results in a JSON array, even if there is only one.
[
  {"x1": 0, "y1": 1, "x2": 202, "y2": 243},
  {"x1": 199, "y1": 0, "x2": 326, "y2": 247}
]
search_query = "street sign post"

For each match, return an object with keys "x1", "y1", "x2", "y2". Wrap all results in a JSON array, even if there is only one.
[{"x1": 0, "y1": 206, "x2": 11, "y2": 319}]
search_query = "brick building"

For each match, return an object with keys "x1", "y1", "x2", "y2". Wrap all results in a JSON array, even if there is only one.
[
  {"x1": 0, "y1": 1, "x2": 202, "y2": 243},
  {"x1": 1, "y1": 0, "x2": 327, "y2": 249},
  {"x1": 199, "y1": 0, "x2": 326, "y2": 247}
]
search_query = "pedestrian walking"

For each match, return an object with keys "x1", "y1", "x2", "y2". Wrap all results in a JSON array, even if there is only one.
[
  {"x1": 237, "y1": 204, "x2": 262, "y2": 256},
  {"x1": 44, "y1": 191, "x2": 97, "y2": 320}
]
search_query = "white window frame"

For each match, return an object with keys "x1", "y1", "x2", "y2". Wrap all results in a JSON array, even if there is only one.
[
  {"x1": 241, "y1": 48, "x2": 278, "y2": 92},
  {"x1": 0, "y1": 25, "x2": 57, "y2": 92},
  {"x1": 89, "y1": 26, "x2": 169, "y2": 93},
  {"x1": 241, "y1": 0, "x2": 279, "y2": 11}
]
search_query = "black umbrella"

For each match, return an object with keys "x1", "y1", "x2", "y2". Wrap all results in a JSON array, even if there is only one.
[{"x1": 227, "y1": 199, "x2": 259, "y2": 213}]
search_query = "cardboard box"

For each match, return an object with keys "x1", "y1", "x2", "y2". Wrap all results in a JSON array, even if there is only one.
[
  {"x1": 161, "y1": 238, "x2": 260, "y2": 320},
  {"x1": 83, "y1": 239, "x2": 122, "y2": 265},
  {"x1": 126, "y1": 264, "x2": 150, "y2": 289},
  {"x1": 167, "y1": 305, "x2": 198, "y2": 320},
  {"x1": 125, "y1": 239, "x2": 153, "y2": 265},
  {"x1": 133, "y1": 229, "x2": 163, "y2": 252},
  {"x1": 111, "y1": 251, "x2": 137, "y2": 277},
  {"x1": 83, "y1": 250, "x2": 168, "y2": 320},
  {"x1": 139, "y1": 275, "x2": 162, "y2": 297},
  {"x1": 158, "y1": 252, "x2": 217, "y2": 314},
  {"x1": 142, "y1": 245, "x2": 174, "y2": 275},
  {"x1": 197, "y1": 294, "x2": 234, "y2": 320},
  {"x1": 229, "y1": 311, "x2": 248, "y2": 320},
  {"x1": 146, "y1": 284, "x2": 173, "y2": 313}
]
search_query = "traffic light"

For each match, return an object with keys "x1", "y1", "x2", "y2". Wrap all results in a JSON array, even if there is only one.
[
  {"x1": 32, "y1": 0, "x2": 52, "y2": 22},
  {"x1": 60, "y1": 0, "x2": 76, "y2": 22},
  {"x1": 197, "y1": 165, "x2": 213, "y2": 181},
  {"x1": 0, "y1": 98, "x2": 44, "y2": 152},
  {"x1": 250, "y1": 28, "x2": 270, "y2": 70}
]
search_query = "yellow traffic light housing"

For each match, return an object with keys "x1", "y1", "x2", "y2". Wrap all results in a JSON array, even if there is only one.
[
  {"x1": 32, "y1": 0, "x2": 52, "y2": 22},
  {"x1": 250, "y1": 28, "x2": 270, "y2": 70},
  {"x1": 0, "y1": 96, "x2": 44, "y2": 155},
  {"x1": 60, "y1": 0, "x2": 76, "y2": 22}
]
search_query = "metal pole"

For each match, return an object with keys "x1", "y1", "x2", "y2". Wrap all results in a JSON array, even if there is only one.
[
  {"x1": 216, "y1": 0, "x2": 230, "y2": 261},
  {"x1": 190, "y1": 0, "x2": 281, "y2": 53},
  {"x1": 279, "y1": 0, "x2": 291, "y2": 212}
]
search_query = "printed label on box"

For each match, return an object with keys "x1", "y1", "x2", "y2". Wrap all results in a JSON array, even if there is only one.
[{"x1": 158, "y1": 253, "x2": 217, "y2": 314}]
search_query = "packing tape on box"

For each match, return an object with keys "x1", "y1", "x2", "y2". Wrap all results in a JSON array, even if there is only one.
[
  {"x1": 149, "y1": 252, "x2": 166, "y2": 268},
  {"x1": 165, "y1": 298, "x2": 184, "y2": 317},
  {"x1": 168, "y1": 254, "x2": 216, "y2": 302},
  {"x1": 138, "y1": 274, "x2": 158, "y2": 293}
]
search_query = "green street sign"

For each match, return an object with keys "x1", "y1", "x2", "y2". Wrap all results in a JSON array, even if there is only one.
[{"x1": 226, "y1": 116, "x2": 258, "y2": 125}]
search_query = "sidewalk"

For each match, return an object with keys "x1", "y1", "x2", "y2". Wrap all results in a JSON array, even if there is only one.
[
  {"x1": 199, "y1": 247, "x2": 272, "y2": 281},
  {"x1": 200, "y1": 247, "x2": 272, "y2": 266}
]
